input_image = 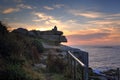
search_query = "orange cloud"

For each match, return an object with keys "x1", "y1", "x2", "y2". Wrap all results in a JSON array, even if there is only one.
[
  {"x1": 69, "y1": 10, "x2": 104, "y2": 18},
  {"x1": 2, "y1": 8, "x2": 19, "y2": 14},
  {"x1": 63, "y1": 28, "x2": 120, "y2": 46},
  {"x1": 5, "y1": 10, "x2": 120, "y2": 46},
  {"x1": 64, "y1": 35, "x2": 120, "y2": 46}
]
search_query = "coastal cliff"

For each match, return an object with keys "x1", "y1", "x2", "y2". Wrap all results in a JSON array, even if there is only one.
[
  {"x1": 0, "y1": 22, "x2": 88, "y2": 80},
  {"x1": 12, "y1": 26, "x2": 88, "y2": 68},
  {"x1": 12, "y1": 26, "x2": 67, "y2": 45}
]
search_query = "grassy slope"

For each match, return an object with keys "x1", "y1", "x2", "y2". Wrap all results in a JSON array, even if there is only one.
[{"x1": 0, "y1": 22, "x2": 67, "y2": 80}]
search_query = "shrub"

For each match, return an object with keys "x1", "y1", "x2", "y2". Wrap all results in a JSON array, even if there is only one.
[
  {"x1": 0, "y1": 37, "x2": 19, "y2": 58},
  {"x1": 32, "y1": 39, "x2": 44, "y2": 53},
  {"x1": 0, "y1": 64, "x2": 32, "y2": 80},
  {"x1": 47, "y1": 54, "x2": 66, "y2": 73}
]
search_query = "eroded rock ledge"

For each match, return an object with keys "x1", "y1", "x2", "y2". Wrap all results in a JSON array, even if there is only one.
[{"x1": 12, "y1": 26, "x2": 67, "y2": 45}]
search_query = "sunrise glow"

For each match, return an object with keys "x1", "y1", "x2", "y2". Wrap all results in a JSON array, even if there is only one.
[{"x1": 0, "y1": 0, "x2": 120, "y2": 46}]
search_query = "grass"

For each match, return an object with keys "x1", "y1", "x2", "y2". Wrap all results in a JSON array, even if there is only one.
[{"x1": 52, "y1": 74, "x2": 67, "y2": 80}]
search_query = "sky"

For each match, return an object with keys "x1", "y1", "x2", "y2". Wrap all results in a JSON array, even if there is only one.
[{"x1": 0, "y1": 0, "x2": 120, "y2": 46}]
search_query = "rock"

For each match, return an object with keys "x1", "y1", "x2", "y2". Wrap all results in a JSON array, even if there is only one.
[
  {"x1": 53, "y1": 30, "x2": 63, "y2": 35},
  {"x1": 60, "y1": 36, "x2": 67, "y2": 42},
  {"x1": 40, "y1": 30, "x2": 63, "y2": 35},
  {"x1": 34, "y1": 63, "x2": 46, "y2": 68},
  {"x1": 40, "y1": 35, "x2": 67, "y2": 42},
  {"x1": 12, "y1": 26, "x2": 67, "y2": 43},
  {"x1": 12, "y1": 28, "x2": 28, "y2": 35},
  {"x1": 28, "y1": 31, "x2": 36, "y2": 37},
  {"x1": 93, "y1": 69, "x2": 102, "y2": 75}
]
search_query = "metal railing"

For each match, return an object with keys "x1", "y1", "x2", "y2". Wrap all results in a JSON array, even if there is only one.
[{"x1": 66, "y1": 51, "x2": 88, "y2": 80}]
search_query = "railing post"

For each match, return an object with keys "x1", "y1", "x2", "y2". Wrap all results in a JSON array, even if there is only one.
[
  {"x1": 73, "y1": 59, "x2": 76, "y2": 80},
  {"x1": 117, "y1": 68, "x2": 120, "y2": 80},
  {"x1": 67, "y1": 51, "x2": 88, "y2": 80},
  {"x1": 67, "y1": 52, "x2": 71, "y2": 79},
  {"x1": 83, "y1": 52, "x2": 89, "y2": 80},
  {"x1": 83, "y1": 66, "x2": 87, "y2": 80},
  {"x1": 80, "y1": 66, "x2": 83, "y2": 80},
  {"x1": 70, "y1": 53, "x2": 73, "y2": 80}
]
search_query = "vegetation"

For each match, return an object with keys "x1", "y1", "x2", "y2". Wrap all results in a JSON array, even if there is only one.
[
  {"x1": 46, "y1": 53, "x2": 66, "y2": 73},
  {"x1": 52, "y1": 74, "x2": 67, "y2": 80},
  {"x1": 0, "y1": 21, "x2": 44, "y2": 80},
  {"x1": 0, "y1": 21, "x2": 67, "y2": 80},
  {"x1": 32, "y1": 39, "x2": 44, "y2": 53}
]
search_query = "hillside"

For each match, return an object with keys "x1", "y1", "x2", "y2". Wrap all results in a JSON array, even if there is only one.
[
  {"x1": 0, "y1": 21, "x2": 90, "y2": 80},
  {"x1": 1, "y1": 20, "x2": 83, "y2": 80}
]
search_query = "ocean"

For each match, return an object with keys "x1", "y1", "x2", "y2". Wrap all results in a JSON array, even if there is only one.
[{"x1": 72, "y1": 45, "x2": 120, "y2": 71}]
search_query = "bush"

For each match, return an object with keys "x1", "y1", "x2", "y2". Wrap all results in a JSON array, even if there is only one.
[
  {"x1": 47, "y1": 54, "x2": 66, "y2": 73},
  {"x1": 32, "y1": 39, "x2": 44, "y2": 53},
  {"x1": 0, "y1": 37, "x2": 19, "y2": 58},
  {"x1": 0, "y1": 64, "x2": 32, "y2": 80},
  {"x1": 0, "y1": 21, "x2": 32, "y2": 80}
]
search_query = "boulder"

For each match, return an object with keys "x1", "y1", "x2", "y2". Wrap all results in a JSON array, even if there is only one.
[
  {"x1": 34, "y1": 63, "x2": 46, "y2": 68},
  {"x1": 59, "y1": 36, "x2": 67, "y2": 42},
  {"x1": 12, "y1": 28, "x2": 28, "y2": 35},
  {"x1": 28, "y1": 31, "x2": 36, "y2": 37}
]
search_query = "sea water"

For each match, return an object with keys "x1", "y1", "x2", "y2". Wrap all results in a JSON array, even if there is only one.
[{"x1": 72, "y1": 45, "x2": 120, "y2": 71}]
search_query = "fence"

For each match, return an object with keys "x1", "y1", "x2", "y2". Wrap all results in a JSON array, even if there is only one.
[{"x1": 66, "y1": 51, "x2": 88, "y2": 80}]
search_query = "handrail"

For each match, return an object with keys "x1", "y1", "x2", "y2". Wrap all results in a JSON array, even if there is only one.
[
  {"x1": 68, "y1": 51, "x2": 86, "y2": 67},
  {"x1": 66, "y1": 51, "x2": 88, "y2": 80}
]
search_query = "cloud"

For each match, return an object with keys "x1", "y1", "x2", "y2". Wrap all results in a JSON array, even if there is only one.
[
  {"x1": 69, "y1": 10, "x2": 104, "y2": 18},
  {"x1": 108, "y1": 13, "x2": 120, "y2": 17},
  {"x1": 43, "y1": 6, "x2": 54, "y2": 10},
  {"x1": 34, "y1": 12, "x2": 53, "y2": 21},
  {"x1": 67, "y1": 32, "x2": 110, "y2": 41},
  {"x1": 2, "y1": 8, "x2": 19, "y2": 14},
  {"x1": 63, "y1": 27, "x2": 120, "y2": 46},
  {"x1": 32, "y1": 12, "x2": 74, "y2": 32},
  {"x1": 32, "y1": 11, "x2": 120, "y2": 41},
  {"x1": 32, "y1": 19, "x2": 42, "y2": 22},
  {"x1": 65, "y1": 32, "x2": 110, "y2": 46},
  {"x1": 17, "y1": 4, "x2": 32, "y2": 9},
  {"x1": 2, "y1": 4, "x2": 32, "y2": 14},
  {"x1": 33, "y1": 12, "x2": 61, "y2": 25},
  {"x1": 13, "y1": 0, "x2": 23, "y2": 3},
  {"x1": 43, "y1": 4, "x2": 64, "y2": 10},
  {"x1": 78, "y1": 12, "x2": 102, "y2": 18},
  {"x1": 54, "y1": 4, "x2": 64, "y2": 8},
  {"x1": 89, "y1": 20, "x2": 113, "y2": 25},
  {"x1": 69, "y1": 9, "x2": 120, "y2": 20},
  {"x1": 88, "y1": 19, "x2": 120, "y2": 30}
]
